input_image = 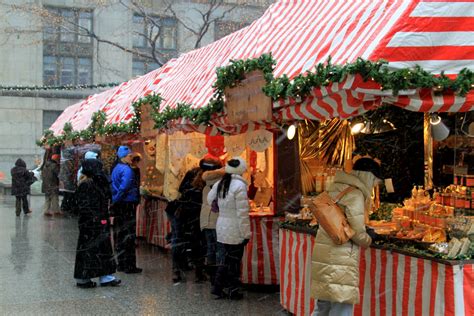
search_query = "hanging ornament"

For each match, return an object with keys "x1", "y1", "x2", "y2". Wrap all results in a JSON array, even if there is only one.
[
  {"x1": 246, "y1": 129, "x2": 273, "y2": 152},
  {"x1": 224, "y1": 133, "x2": 246, "y2": 156}
]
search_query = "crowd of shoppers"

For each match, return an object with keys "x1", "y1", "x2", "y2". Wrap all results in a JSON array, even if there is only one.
[
  {"x1": 10, "y1": 149, "x2": 380, "y2": 307},
  {"x1": 10, "y1": 150, "x2": 260, "y2": 300}
]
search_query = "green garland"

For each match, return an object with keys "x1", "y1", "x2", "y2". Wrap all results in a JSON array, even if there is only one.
[
  {"x1": 36, "y1": 94, "x2": 164, "y2": 146},
  {"x1": 213, "y1": 53, "x2": 276, "y2": 93},
  {"x1": 37, "y1": 54, "x2": 474, "y2": 146},
  {"x1": 263, "y1": 57, "x2": 474, "y2": 99},
  {"x1": 131, "y1": 93, "x2": 163, "y2": 132}
]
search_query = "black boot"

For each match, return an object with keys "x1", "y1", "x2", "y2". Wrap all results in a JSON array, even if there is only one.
[
  {"x1": 228, "y1": 288, "x2": 244, "y2": 300},
  {"x1": 194, "y1": 267, "x2": 207, "y2": 283},
  {"x1": 206, "y1": 265, "x2": 217, "y2": 286},
  {"x1": 172, "y1": 269, "x2": 183, "y2": 283}
]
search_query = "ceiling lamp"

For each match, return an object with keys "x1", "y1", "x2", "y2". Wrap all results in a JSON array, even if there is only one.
[
  {"x1": 430, "y1": 114, "x2": 450, "y2": 141},
  {"x1": 350, "y1": 117, "x2": 367, "y2": 135},
  {"x1": 286, "y1": 124, "x2": 297, "y2": 140},
  {"x1": 351, "y1": 122, "x2": 366, "y2": 135}
]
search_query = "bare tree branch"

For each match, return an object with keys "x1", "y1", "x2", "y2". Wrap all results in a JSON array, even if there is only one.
[{"x1": 1, "y1": 0, "x2": 268, "y2": 73}]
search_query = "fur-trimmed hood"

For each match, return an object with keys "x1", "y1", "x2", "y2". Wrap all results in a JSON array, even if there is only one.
[{"x1": 202, "y1": 168, "x2": 225, "y2": 185}]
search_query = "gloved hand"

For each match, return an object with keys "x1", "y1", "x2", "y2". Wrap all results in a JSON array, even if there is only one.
[
  {"x1": 242, "y1": 239, "x2": 250, "y2": 246},
  {"x1": 366, "y1": 227, "x2": 377, "y2": 241}
]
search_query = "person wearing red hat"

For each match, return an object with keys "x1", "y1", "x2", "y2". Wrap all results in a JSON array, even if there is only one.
[{"x1": 42, "y1": 154, "x2": 61, "y2": 216}]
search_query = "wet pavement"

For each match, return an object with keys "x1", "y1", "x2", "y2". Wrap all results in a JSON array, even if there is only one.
[{"x1": 0, "y1": 195, "x2": 283, "y2": 315}]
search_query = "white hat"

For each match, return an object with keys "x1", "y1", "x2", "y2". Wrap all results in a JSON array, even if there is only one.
[{"x1": 225, "y1": 157, "x2": 247, "y2": 175}]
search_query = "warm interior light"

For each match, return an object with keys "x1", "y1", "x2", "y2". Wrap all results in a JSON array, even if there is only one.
[
  {"x1": 429, "y1": 114, "x2": 442, "y2": 125},
  {"x1": 429, "y1": 114, "x2": 450, "y2": 141},
  {"x1": 351, "y1": 122, "x2": 365, "y2": 135},
  {"x1": 286, "y1": 124, "x2": 296, "y2": 140}
]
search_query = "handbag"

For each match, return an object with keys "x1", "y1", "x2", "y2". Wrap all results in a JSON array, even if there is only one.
[{"x1": 310, "y1": 187, "x2": 355, "y2": 245}]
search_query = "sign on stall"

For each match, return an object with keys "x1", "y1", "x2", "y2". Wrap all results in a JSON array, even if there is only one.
[{"x1": 225, "y1": 70, "x2": 272, "y2": 125}]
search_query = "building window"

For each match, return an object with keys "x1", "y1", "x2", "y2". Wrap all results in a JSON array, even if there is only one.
[
  {"x1": 215, "y1": 20, "x2": 250, "y2": 41},
  {"x1": 132, "y1": 15, "x2": 177, "y2": 51},
  {"x1": 43, "y1": 56, "x2": 92, "y2": 86},
  {"x1": 43, "y1": 7, "x2": 93, "y2": 85},
  {"x1": 43, "y1": 110, "x2": 63, "y2": 131},
  {"x1": 132, "y1": 61, "x2": 160, "y2": 77},
  {"x1": 132, "y1": 15, "x2": 177, "y2": 76}
]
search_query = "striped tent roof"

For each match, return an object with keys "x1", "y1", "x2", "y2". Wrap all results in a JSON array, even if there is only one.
[{"x1": 51, "y1": 0, "x2": 474, "y2": 135}]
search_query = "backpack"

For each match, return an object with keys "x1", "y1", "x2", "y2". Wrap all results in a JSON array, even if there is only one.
[{"x1": 310, "y1": 187, "x2": 355, "y2": 245}]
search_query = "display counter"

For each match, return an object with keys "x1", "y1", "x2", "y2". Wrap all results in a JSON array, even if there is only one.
[
  {"x1": 242, "y1": 215, "x2": 280, "y2": 285},
  {"x1": 279, "y1": 227, "x2": 473, "y2": 316}
]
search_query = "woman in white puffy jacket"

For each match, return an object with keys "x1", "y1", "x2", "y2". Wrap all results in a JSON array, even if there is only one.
[{"x1": 207, "y1": 157, "x2": 251, "y2": 300}]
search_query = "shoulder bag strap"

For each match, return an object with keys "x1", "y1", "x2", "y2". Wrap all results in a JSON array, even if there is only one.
[{"x1": 334, "y1": 187, "x2": 355, "y2": 203}]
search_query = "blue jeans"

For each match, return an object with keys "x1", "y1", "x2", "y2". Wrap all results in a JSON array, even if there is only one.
[
  {"x1": 312, "y1": 300, "x2": 353, "y2": 316},
  {"x1": 203, "y1": 229, "x2": 224, "y2": 266}
]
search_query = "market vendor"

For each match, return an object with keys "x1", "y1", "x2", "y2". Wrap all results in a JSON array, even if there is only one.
[{"x1": 311, "y1": 158, "x2": 381, "y2": 316}]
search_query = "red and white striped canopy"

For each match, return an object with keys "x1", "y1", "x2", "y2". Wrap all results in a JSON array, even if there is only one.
[{"x1": 51, "y1": 0, "x2": 474, "y2": 135}]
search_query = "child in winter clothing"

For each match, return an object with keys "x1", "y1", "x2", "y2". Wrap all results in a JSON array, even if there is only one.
[
  {"x1": 11, "y1": 158, "x2": 35, "y2": 216},
  {"x1": 207, "y1": 157, "x2": 251, "y2": 300}
]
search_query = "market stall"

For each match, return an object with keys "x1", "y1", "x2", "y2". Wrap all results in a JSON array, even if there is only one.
[
  {"x1": 280, "y1": 227, "x2": 473, "y2": 316},
  {"x1": 43, "y1": 0, "x2": 473, "y2": 304},
  {"x1": 136, "y1": 122, "x2": 282, "y2": 285}
]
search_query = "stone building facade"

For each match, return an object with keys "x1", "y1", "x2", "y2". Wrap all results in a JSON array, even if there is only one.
[{"x1": 0, "y1": 0, "x2": 271, "y2": 184}]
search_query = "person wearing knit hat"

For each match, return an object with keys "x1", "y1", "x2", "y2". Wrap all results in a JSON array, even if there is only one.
[
  {"x1": 41, "y1": 154, "x2": 61, "y2": 216},
  {"x1": 207, "y1": 157, "x2": 251, "y2": 300},
  {"x1": 76, "y1": 151, "x2": 99, "y2": 183},
  {"x1": 110, "y1": 146, "x2": 142, "y2": 274},
  {"x1": 117, "y1": 146, "x2": 131, "y2": 159}
]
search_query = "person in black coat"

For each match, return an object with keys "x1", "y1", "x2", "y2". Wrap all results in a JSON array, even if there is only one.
[
  {"x1": 170, "y1": 166, "x2": 205, "y2": 283},
  {"x1": 74, "y1": 159, "x2": 121, "y2": 288},
  {"x1": 11, "y1": 158, "x2": 35, "y2": 216}
]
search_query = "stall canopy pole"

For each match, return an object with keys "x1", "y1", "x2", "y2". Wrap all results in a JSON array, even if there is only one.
[{"x1": 424, "y1": 113, "x2": 434, "y2": 189}]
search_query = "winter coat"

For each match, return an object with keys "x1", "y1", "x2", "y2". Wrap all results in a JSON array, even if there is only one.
[
  {"x1": 207, "y1": 174, "x2": 251, "y2": 245},
  {"x1": 111, "y1": 162, "x2": 139, "y2": 204},
  {"x1": 11, "y1": 159, "x2": 35, "y2": 196},
  {"x1": 58, "y1": 146, "x2": 77, "y2": 193},
  {"x1": 311, "y1": 170, "x2": 373, "y2": 304},
  {"x1": 74, "y1": 172, "x2": 116, "y2": 279},
  {"x1": 175, "y1": 168, "x2": 202, "y2": 231},
  {"x1": 200, "y1": 169, "x2": 225, "y2": 230},
  {"x1": 41, "y1": 160, "x2": 59, "y2": 194}
]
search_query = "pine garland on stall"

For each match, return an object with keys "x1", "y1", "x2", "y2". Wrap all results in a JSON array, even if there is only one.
[{"x1": 37, "y1": 54, "x2": 474, "y2": 146}]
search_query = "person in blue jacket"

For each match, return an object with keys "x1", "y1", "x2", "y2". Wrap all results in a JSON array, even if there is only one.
[{"x1": 110, "y1": 146, "x2": 142, "y2": 274}]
